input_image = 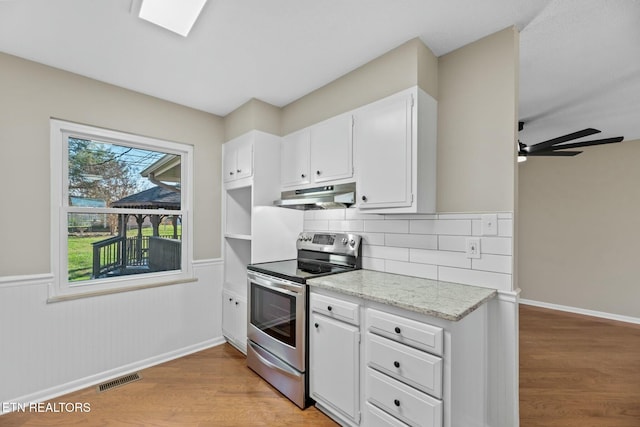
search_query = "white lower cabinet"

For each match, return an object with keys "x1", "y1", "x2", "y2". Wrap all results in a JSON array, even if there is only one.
[
  {"x1": 309, "y1": 294, "x2": 360, "y2": 426},
  {"x1": 310, "y1": 288, "x2": 488, "y2": 427},
  {"x1": 365, "y1": 308, "x2": 443, "y2": 427},
  {"x1": 366, "y1": 402, "x2": 411, "y2": 427},
  {"x1": 222, "y1": 289, "x2": 247, "y2": 353},
  {"x1": 367, "y1": 333, "x2": 443, "y2": 399},
  {"x1": 367, "y1": 368, "x2": 443, "y2": 427}
]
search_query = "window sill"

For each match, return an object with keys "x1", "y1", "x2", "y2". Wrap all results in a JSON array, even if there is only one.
[{"x1": 47, "y1": 276, "x2": 198, "y2": 303}]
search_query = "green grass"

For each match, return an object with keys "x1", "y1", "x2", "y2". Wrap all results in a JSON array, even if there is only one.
[
  {"x1": 67, "y1": 225, "x2": 181, "y2": 282},
  {"x1": 68, "y1": 235, "x2": 105, "y2": 282},
  {"x1": 127, "y1": 224, "x2": 181, "y2": 237}
]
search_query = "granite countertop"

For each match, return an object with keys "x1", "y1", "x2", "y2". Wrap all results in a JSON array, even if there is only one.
[{"x1": 307, "y1": 269, "x2": 497, "y2": 322}]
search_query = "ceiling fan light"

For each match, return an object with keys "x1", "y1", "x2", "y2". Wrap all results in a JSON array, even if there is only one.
[{"x1": 138, "y1": 0, "x2": 207, "y2": 37}]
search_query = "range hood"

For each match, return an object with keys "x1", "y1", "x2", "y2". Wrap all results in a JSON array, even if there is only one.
[{"x1": 274, "y1": 183, "x2": 356, "y2": 210}]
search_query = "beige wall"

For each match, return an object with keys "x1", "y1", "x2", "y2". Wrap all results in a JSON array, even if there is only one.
[
  {"x1": 282, "y1": 38, "x2": 437, "y2": 135},
  {"x1": 437, "y1": 27, "x2": 519, "y2": 213},
  {"x1": 518, "y1": 140, "x2": 640, "y2": 318},
  {"x1": 224, "y1": 98, "x2": 282, "y2": 141},
  {"x1": 0, "y1": 52, "x2": 224, "y2": 276}
]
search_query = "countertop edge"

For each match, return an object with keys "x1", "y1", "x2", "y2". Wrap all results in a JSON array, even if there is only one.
[{"x1": 308, "y1": 270, "x2": 498, "y2": 322}]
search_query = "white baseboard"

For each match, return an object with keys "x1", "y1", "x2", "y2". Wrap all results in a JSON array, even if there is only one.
[
  {"x1": 519, "y1": 298, "x2": 640, "y2": 325},
  {"x1": 2, "y1": 336, "x2": 226, "y2": 415}
]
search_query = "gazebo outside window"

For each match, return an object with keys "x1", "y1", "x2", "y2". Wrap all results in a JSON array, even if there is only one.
[{"x1": 91, "y1": 186, "x2": 182, "y2": 279}]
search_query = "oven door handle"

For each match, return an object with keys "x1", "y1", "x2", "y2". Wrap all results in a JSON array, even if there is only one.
[
  {"x1": 248, "y1": 273, "x2": 303, "y2": 297},
  {"x1": 249, "y1": 341, "x2": 301, "y2": 379}
]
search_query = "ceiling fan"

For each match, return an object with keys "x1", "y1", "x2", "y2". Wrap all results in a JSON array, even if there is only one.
[{"x1": 518, "y1": 121, "x2": 625, "y2": 157}]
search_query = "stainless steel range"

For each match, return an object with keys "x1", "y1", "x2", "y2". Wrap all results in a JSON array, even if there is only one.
[{"x1": 246, "y1": 232, "x2": 362, "y2": 408}]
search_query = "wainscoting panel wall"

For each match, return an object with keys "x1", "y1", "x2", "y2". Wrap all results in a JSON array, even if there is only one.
[{"x1": 0, "y1": 259, "x2": 224, "y2": 411}]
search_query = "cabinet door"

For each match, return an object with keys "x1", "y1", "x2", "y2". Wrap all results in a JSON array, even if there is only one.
[
  {"x1": 281, "y1": 129, "x2": 310, "y2": 187},
  {"x1": 222, "y1": 290, "x2": 247, "y2": 352},
  {"x1": 235, "y1": 140, "x2": 253, "y2": 180},
  {"x1": 356, "y1": 93, "x2": 413, "y2": 209},
  {"x1": 310, "y1": 115, "x2": 353, "y2": 183},
  {"x1": 222, "y1": 290, "x2": 238, "y2": 338},
  {"x1": 310, "y1": 311, "x2": 360, "y2": 422},
  {"x1": 223, "y1": 145, "x2": 237, "y2": 182}
]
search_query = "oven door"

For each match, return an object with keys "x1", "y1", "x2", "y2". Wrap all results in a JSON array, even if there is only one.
[{"x1": 247, "y1": 271, "x2": 306, "y2": 371}]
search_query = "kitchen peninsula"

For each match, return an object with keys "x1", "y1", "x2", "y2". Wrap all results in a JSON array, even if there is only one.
[{"x1": 307, "y1": 269, "x2": 497, "y2": 427}]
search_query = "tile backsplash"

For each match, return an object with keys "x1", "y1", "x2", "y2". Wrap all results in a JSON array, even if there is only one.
[{"x1": 304, "y1": 210, "x2": 513, "y2": 291}]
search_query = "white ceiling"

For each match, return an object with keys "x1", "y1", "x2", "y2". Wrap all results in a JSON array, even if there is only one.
[
  {"x1": 1, "y1": 0, "x2": 638, "y2": 147},
  {"x1": 519, "y1": 0, "x2": 640, "y2": 148}
]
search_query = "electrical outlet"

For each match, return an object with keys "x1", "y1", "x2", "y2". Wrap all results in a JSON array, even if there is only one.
[
  {"x1": 466, "y1": 237, "x2": 481, "y2": 259},
  {"x1": 481, "y1": 214, "x2": 498, "y2": 236}
]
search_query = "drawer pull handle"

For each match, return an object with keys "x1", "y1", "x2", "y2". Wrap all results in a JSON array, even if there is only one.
[
  {"x1": 327, "y1": 306, "x2": 332, "y2": 312},
  {"x1": 394, "y1": 399, "x2": 401, "y2": 407},
  {"x1": 394, "y1": 326, "x2": 401, "y2": 334},
  {"x1": 393, "y1": 361, "x2": 400, "y2": 368},
  {"x1": 314, "y1": 323, "x2": 319, "y2": 329}
]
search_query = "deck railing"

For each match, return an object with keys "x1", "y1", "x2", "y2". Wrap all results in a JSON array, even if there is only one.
[
  {"x1": 92, "y1": 236, "x2": 123, "y2": 278},
  {"x1": 92, "y1": 234, "x2": 181, "y2": 278}
]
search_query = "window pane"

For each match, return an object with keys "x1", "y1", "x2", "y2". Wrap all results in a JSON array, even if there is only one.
[
  {"x1": 67, "y1": 137, "x2": 181, "y2": 210},
  {"x1": 67, "y1": 213, "x2": 182, "y2": 283}
]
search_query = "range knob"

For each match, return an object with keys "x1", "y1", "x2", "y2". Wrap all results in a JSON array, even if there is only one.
[
  {"x1": 341, "y1": 238, "x2": 348, "y2": 245},
  {"x1": 349, "y1": 239, "x2": 356, "y2": 247}
]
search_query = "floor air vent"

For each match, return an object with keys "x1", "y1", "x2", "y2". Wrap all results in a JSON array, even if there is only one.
[{"x1": 97, "y1": 373, "x2": 142, "y2": 393}]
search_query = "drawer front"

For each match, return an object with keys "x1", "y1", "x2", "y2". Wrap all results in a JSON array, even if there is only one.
[
  {"x1": 367, "y1": 308, "x2": 443, "y2": 356},
  {"x1": 366, "y1": 402, "x2": 411, "y2": 427},
  {"x1": 367, "y1": 333, "x2": 442, "y2": 399},
  {"x1": 367, "y1": 368, "x2": 443, "y2": 427},
  {"x1": 310, "y1": 292, "x2": 359, "y2": 325}
]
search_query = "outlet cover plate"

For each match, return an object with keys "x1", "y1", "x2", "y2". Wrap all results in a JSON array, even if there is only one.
[
  {"x1": 466, "y1": 237, "x2": 481, "y2": 259},
  {"x1": 481, "y1": 214, "x2": 498, "y2": 236}
]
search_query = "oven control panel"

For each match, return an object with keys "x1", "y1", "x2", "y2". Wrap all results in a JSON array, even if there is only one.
[{"x1": 296, "y1": 232, "x2": 361, "y2": 255}]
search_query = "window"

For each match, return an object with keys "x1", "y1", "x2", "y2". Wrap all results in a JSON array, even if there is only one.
[{"x1": 50, "y1": 119, "x2": 193, "y2": 299}]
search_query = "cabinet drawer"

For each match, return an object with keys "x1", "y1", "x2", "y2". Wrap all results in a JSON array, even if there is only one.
[
  {"x1": 367, "y1": 308, "x2": 443, "y2": 356},
  {"x1": 367, "y1": 333, "x2": 442, "y2": 399},
  {"x1": 366, "y1": 368, "x2": 443, "y2": 427},
  {"x1": 310, "y1": 293, "x2": 359, "y2": 325},
  {"x1": 366, "y1": 402, "x2": 411, "y2": 427}
]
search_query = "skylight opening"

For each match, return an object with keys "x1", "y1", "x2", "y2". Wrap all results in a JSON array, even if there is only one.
[{"x1": 138, "y1": 0, "x2": 207, "y2": 37}]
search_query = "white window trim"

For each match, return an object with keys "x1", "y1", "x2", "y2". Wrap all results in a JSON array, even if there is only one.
[{"x1": 50, "y1": 119, "x2": 194, "y2": 300}]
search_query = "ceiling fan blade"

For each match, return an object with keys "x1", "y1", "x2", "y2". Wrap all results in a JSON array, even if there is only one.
[
  {"x1": 549, "y1": 136, "x2": 624, "y2": 150},
  {"x1": 527, "y1": 128, "x2": 601, "y2": 153},
  {"x1": 526, "y1": 150, "x2": 582, "y2": 157}
]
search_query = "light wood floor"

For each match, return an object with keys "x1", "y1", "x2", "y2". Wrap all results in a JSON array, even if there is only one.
[
  {"x1": 3, "y1": 305, "x2": 640, "y2": 426},
  {"x1": 519, "y1": 304, "x2": 640, "y2": 427},
  {"x1": 1, "y1": 343, "x2": 338, "y2": 427}
]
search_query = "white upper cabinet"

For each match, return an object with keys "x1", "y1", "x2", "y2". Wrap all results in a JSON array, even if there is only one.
[
  {"x1": 355, "y1": 87, "x2": 437, "y2": 214},
  {"x1": 235, "y1": 141, "x2": 253, "y2": 180},
  {"x1": 281, "y1": 128, "x2": 311, "y2": 187},
  {"x1": 223, "y1": 133, "x2": 253, "y2": 183},
  {"x1": 310, "y1": 114, "x2": 353, "y2": 183},
  {"x1": 355, "y1": 92, "x2": 413, "y2": 209},
  {"x1": 281, "y1": 113, "x2": 354, "y2": 189}
]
